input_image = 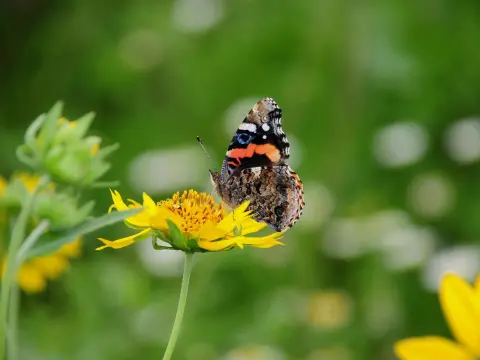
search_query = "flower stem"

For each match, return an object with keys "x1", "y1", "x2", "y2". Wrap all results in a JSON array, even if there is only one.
[
  {"x1": 7, "y1": 285, "x2": 19, "y2": 360},
  {"x1": 0, "y1": 175, "x2": 48, "y2": 360},
  {"x1": 162, "y1": 252, "x2": 194, "y2": 360}
]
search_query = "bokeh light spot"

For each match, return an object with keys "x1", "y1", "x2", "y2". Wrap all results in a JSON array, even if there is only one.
[
  {"x1": 444, "y1": 117, "x2": 480, "y2": 164},
  {"x1": 172, "y1": 0, "x2": 224, "y2": 33},
  {"x1": 421, "y1": 246, "x2": 480, "y2": 291},
  {"x1": 119, "y1": 29, "x2": 162, "y2": 71},
  {"x1": 408, "y1": 173, "x2": 455, "y2": 218},
  {"x1": 128, "y1": 146, "x2": 208, "y2": 193},
  {"x1": 374, "y1": 121, "x2": 428, "y2": 168}
]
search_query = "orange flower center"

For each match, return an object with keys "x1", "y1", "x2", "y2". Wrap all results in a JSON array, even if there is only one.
[{"x1": 159, "y1": 190, "x2": 225, "y2": 233}]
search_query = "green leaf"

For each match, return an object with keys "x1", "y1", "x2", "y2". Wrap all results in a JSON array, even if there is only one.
[
  {"x1": 24, "y1": 114, "x2": 45, "y2": 149},
  {"x1": 166, "y1": 219, "x2": 187, "y2": 250},
  {"x1": 95, "y1": 143, "x2": 120, "y2": 159},
  {"x1": 72, "y1": 112, "x2": 95, "y2": 139},
  {"x1": 89, "y1": 180, "x2": 121, "y2": 189},
  {"x1": 26, "y1": 208, "x2": 142, "y2": 258},
  {"x1": 42, "y1": 101, "x2": 63, "y2": 152},
  {"x1": 16, "y1": 145, "x2": 38, "y2": 169}
]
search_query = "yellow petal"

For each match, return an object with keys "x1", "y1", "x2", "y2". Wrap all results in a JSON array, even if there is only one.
[
  {"x1": 237, "y1": 217, "x2": 267, "y2": 235},
  {"x1": 197, "y1": 239, "x2": 236, "y2": 251},
  {"x1": 57, "y1": 238, "x2": 82, "y2": 258},
  {"x1": 236, "y1": 232, "x2": 284, "y2": 246},
  {"x1": 217, "y1": 201, "x2": 251, "y2": 233},
  {"x1": 197, "y1": 232, "x2": 284, "y2": 251},
  {"x1": 0, "y1": 176, "x2": 7, "y2": 196},
  {"x1": 474, "y1": 274, "x2": 480, "y2": 299},
  {"x1": 440, "y1": 273, "x2": 480, "y2": 356},
  {"x1": 394, "y1": 337, "x2": 475, "y2": 360},
  {"x1": 96, "y1": 228, "x2": 150, "y2": 250},
  {"x1": 17, "y1": 264, "x2": 47, "y2": 294},
  {"x1": 150, "y1": 207, "x2": 184, "y2": 232},
  {"x1": 30, "y1": 255, "x2": 69, "y2": 280},
  {"x1": 198, "y1": 221, "x2": 228, "y2": 241},
  {"x1": 110, "y1": 189, "x2": 129, "y2": 211}
]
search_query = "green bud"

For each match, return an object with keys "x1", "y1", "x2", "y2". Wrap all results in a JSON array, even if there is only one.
[{"x1": 17, "y1": 102, "x2": 117, "y2": 187}]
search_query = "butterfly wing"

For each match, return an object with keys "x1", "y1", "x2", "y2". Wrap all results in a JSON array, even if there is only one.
[
  {"x1": 220, "y1": 97, "x2": 290, "y2": 179},
  {"x1": 212, "y1": 166, "x2": 304, "y2": 232}
]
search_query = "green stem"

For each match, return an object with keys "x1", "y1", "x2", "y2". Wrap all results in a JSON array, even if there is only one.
[
  {"x1": 162, "y1": 252, "x2": 194, "y2": 360},
  {"x1": 16, "y1": 220, "x2": 50, "y2": 266},
  {"x1": 6, "y1": 285, "x2": 19, "y2": 360},
  {"x1": 0, "y1": 175, "x2": 48, "y2": 360}
]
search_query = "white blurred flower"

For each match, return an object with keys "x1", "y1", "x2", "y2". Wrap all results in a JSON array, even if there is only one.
[
  {"x1": 363, "y1": 287, "x2": 402, "y2": 338},
  {"x1": 374, "y1": 121, "x2": 428, "y2": 168},
  {"x1": 323, "y1": 210, "x2": 410, "y2": 260},
  {"x1": 172, "y1": 0, "x2": 224, "y2": 33},
  {"x1": 136, "y1": 238, "x2": 184, "y2": 277},
  {"x1": 408, "y1": 173, "x2": 455, "y2": 218},
  {"x1": 119, "y1": 29, "x2": 162, "y2": 71},
  {"x1": 444, "y1": 117, "x2": 480, "y2": 164},
  {"x1": 421, "y1": 245, "x2": 480, "y2": 291},
  {"x1": 128, "y1": 146, "x2": 208, "y2": 193},
  {"x1": 379, "y1": 226, "x2": 437, "y2": 271},
  {"x1": 300, "y1": 182, "x2": 335, "y2": 229}
]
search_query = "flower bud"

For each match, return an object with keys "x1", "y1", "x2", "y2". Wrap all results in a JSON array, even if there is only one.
[{"x1": 17, "y1": 102, "x2": 117, "y2": 187}]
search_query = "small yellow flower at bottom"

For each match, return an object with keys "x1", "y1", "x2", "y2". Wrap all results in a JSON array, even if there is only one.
[
  {"x1": 97, "y1": 189, "x2": 284, "y2": 252},
  {"x1": 394, "y1": 273, "x2": 480, "y2": 360}
]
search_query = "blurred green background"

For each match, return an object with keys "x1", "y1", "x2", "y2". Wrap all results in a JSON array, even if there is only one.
[{"x1": 1, "y1": 0, "x2": 480, "y2": 359}]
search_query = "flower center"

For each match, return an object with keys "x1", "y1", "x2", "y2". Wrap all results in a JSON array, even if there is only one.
[{"x1": 159, "y1": 190, "x2": 225, "y2": 233}]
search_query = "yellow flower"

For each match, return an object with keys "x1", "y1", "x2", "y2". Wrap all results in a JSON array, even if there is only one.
[
  {"x1": 97, "y1": 189, "x2": 284, "y2": 252},
  {"x1": 0, "y1": 176, "x2": 7, "y2": 195},
  {"x1": 2, "y1": 238, "x2": 82, "y2": 294},
  {"x1": 395, "y1": 273, "x2": 480, "y2": 360}
]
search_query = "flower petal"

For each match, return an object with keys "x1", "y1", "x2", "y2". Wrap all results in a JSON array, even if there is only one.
[
  {"x1": 217, "y1": 201, "x2": 251, "y2": 233},
  {"x1": 197, "y1": 232, "x2": 284, "y2": 251},
  {"x1": 440, "y1": 273, "x2": 480, "y2": 356},
  {"x1": 234, "y1": 233, "x2": 284, "y2": 248},
  {"x1": 474, "y1": 274, "x2": 480, "y2": 299},
  {"x1": 151, "y1": 207, "x2": 184, "y2": 232},
  {"x1": 197, "y1": 239, "x2": 236, "y2": 251},
  {"x1": 17, "y1": 264, "x2": 47, "y2": 294},
  {"x1": 237, "y1": 217, "x2": 267, "y2": 235},
  {"x1": 198, "y1": 220, "x2": 227, "y2": 241},
  {"x1": 110, "y1": 189, "x2": 129, "y2": 211},
  {"x1": 96, "y1": 228, "x2": 150, "y2": 250},
  {"x1": 394, "y1": 337, "x2": 475, "y2": 360}
]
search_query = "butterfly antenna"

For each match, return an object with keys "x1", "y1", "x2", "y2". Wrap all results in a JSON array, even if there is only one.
[{"x1": 196, "y1": 136, "x2": 218, "y2": 171}]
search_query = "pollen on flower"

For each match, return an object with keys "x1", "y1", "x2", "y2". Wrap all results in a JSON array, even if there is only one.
[
  {"x1": 58, "y1": 117, "x2": 77, "y2": 127},
  {"x1": 159, "y1": 190, "x2": 225, "y2": 233},
  {"x1": 91, "y1": 143, "x2": 100, "y2": 155}
]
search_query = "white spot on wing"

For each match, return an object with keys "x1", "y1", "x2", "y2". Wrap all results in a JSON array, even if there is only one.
[
  {"x1": 238, "y1": 123, "x2": 257, "y2": 133},
  {"x1": 262, "y1": 123, "x2": 270, "y2": 131},
  {"x1": 262, "y1": 135, "x2": 267, "y2": 139},
  {"x1": 250, "y1": 167, "x2": 262, "y2": 176}
]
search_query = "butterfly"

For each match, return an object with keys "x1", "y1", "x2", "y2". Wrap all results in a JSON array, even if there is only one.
[{"x1": 210, "y1": 97, "x2": 304, "y2": 232}]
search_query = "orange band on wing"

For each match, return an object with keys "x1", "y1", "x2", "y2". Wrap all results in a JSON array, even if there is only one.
[
  {"x1": 229, "y1": 143, "x2": 281, "y2": 163},
  {"x1": 229, "y1": 143, "x2": 257, "y2": 162},
  {"x1": 254, "y1": 144, "x2": 281, "y2": 162}
]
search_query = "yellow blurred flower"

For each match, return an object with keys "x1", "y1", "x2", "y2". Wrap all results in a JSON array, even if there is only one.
[
  {"x1": 394, "y1": 273, "x2": 480, "y2": 360},
  {"x1": 0, "y1": 176, "x2": 7, "y2": 195},
  {"x1": 97, "y1": 189, "x2": 284, "y2": 252},
  {"x1": 2, "y1": 238, "x2": 81, "y2": 294},
  {"x1": 307, "y1": 290, "x2": 352, "y2": 329}
]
